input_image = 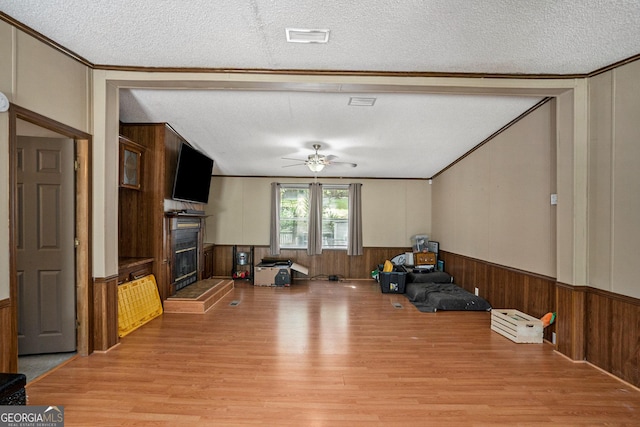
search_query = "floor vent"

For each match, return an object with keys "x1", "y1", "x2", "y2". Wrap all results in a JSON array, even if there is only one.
[
  {"x1": 229, "y1": 300, "x2": 240, "y2": 306},
  {"x1": 392, "y1": 302, "x2": 403, "y2": 309}
]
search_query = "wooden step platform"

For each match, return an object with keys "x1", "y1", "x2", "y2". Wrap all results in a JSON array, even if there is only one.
[{"x1": 163, "y1": 278, "x2": 234, "y2": 314}]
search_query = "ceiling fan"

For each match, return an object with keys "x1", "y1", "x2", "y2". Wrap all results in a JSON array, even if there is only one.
[{"x1": 282, "y1": 144, "x2": 357, "y2": 172}]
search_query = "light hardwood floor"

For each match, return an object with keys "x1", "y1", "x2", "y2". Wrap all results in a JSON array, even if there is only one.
[{"x1": 26, "y1": 281, "x2": 640, "y2": 426}]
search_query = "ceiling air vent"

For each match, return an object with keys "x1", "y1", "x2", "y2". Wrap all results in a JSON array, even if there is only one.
[
  {"x1": 286, "y1": 28, "x2": 330, "y2": 43},
  {"x1": 348, "y1": 97, "x2": 377, "y2": 107}
]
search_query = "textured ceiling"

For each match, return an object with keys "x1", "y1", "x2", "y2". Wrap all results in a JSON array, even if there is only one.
[
  {"x1": 120, "y1": 89, "x2": 542, "y2": 178},
  {"x1": 2, "y1": 0, "x2": 639, "y2": 73},
  {"x1": 2, "y1": 1, "x2": 639, "y2": 178}
]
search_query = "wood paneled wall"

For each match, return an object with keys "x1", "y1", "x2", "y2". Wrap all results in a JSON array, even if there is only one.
[
  {"x1": 118, "y1": 126, "x2": 168, "y2": 299},
  {"x1": 585, "y1": 289, "x2": 639, "y2": 387},
  {"x1": 555, "y1": 283, "x2": 587, "y2": 361},
  {"x1": 93, "y1": 277, "x2": 119, "y2": 351},
  {"x1": 0, "y1": 298, "x2": 17, "y2": 372},
  {"x1": 439, "y1": 251, "x2": 557, "y2": 342},
  {"x1": 213, "y1": 245, "x2": 411, "y2": 281},
  {"x1": 120, "y1": 123, "x2": 205, "y2": 302},
  {"x1": 557, "y1": 284, "x2": 640, "y2": 388}
]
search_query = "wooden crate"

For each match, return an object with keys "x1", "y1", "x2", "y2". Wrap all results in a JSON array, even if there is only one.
[{"x1": 491, "y1": 309, "x2": 543, "y2": 343}]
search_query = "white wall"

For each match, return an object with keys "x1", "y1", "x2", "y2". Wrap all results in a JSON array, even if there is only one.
[
  {"x1": 0, "y1": 112, "x2": 9, "y2": 300},
  {"x1": 91, "y1": 73, "x2": 120, "y2": 278},
  {"x1": 0, "y1": 22, "x2": 10, "y2": 297},
  {"x1": 588, "y1": 60, "x2": 640, "y2": 299},
  {"x1": 0, "y1": 20, "x2": 91, "y2": 300},
  {"x1": 205, "y1": 176, "x2": 431, "y2": 247},
  {"x1": 432, "y1": 101, "x2": 556, "y2": 277}
]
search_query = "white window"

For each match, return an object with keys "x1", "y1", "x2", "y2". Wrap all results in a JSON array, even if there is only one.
[
  {"x1": 279, "y1": 186, "x2": 309, "y2": 249},
  {"x1": 279, "y1": 184, "x2": 349, "y2": 250},
  {"x1": 321, "y1": 186, "x2": 349, "y2": 249}
]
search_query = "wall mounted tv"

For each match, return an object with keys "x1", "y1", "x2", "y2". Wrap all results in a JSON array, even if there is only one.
[{"x1": 172, "y1": 142, "x2": 214, "y2": 204}]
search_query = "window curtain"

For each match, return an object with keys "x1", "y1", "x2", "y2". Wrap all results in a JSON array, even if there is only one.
[
  {"x1": 347, "y1": 183, "x2": 363, "y2": 256},
  {"x1": 269, "y1": 182, "x2": 281, "y2": 255},
  {"x1": 308, "y1": 182, "x2": 323, "y2": 256}
]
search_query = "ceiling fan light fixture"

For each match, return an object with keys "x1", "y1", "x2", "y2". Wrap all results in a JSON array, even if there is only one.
[
  {"x1": 0, "y1": 92, "x2": 9, "y2": 112},
  {"x1": 286, "y1": 28, "x2": 330, "y2": 43},
  {"x1": 307, "y1": 162, "x2": 325, "y2": 172}
]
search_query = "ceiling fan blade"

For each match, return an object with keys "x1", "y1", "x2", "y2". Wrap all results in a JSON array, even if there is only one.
[
  {"x1": 284, "y1": 147, "x2": 355, "y2": 169},
  {"x1": 328, "y1": 161, "x2": 358, "y2": 168}
]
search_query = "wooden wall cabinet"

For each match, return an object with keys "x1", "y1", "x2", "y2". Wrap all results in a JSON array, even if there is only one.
[
  {"x1": 119, "y1": 123, "x2": 205, "y2": 301},
  {"x1": 117, "y1": 257, "x2": 154, "y2": 285},
  {"x1": 119, "y1": 139, "x2": 142, "y2": 190}
]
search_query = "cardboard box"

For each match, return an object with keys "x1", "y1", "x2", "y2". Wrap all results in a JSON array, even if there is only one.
[
  {"x1": 491, "y1": 309, "x2": 543, "y2": 343},
  {"x1": 254, "y1": 262, "x2": 309, "y2": 287},
  {"x1": 414, "y1": 252, "x2": 436, "y2": 266},
  {"x1": 254, "y1": 266, "x2": 288, "y2": 286}
]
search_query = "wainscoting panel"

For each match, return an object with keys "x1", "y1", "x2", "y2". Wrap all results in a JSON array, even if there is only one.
[
  {"x1": 93, "y1": 276, "x2": 119, "y2": 351},
  {"x1": 555, "y1": 283, "x2": 586, "y2": 361},
  {"x1": 0, "y1": 298, "x2": 17, "y2": 372},
  {"x1": 586, "y1": 290, "x2": 640, "y2": 387},
  {"x1": 613, "y1": 298, "x2": 640, "y2": 386},
  {"x1": 586, "y1": 292, "x2": 612, "y2": 371},
  {"x1": 524, "y1": 275, "x2": 556, "y2": 323},
  {"x1": 439, "y1": 251, "x2": 556, "y2": 343},
  {"x1": 213, "y1": 245, "x2": 411, "y2": 280}
]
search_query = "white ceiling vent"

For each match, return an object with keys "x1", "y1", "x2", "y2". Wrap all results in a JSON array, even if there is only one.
[
  {"x1": 286, "y1": 28, "x2": 330, "y2": 43},
  {"x1": 348, "y1": 97, "x2": 377, "y2": 107}
]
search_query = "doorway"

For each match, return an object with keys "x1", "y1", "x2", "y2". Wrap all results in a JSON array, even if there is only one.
[
  {"x1": 15, "y1": 130, "x2": 76, "y2": 355},
  {"x1": 8, "y1": 106, "x2": 92, "y2": 374}
]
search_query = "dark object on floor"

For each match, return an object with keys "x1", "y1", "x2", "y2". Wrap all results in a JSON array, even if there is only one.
[
  {"x1": 0, "y1": 373, "x2": 27, "y2": 405},
  {"x1": 403, "y1": 271, "x2": 492, "y2": 312},
  {"x1": 379, "y1": 271, "x2": 407, "y2": 293},
  {"x1": 407, "y1": 270, "x2": 453, "y2": 283},
  {"x1": 274, "y1": 269, "x2": 291, "y2": 286},
  {"x1": 259, "y1": 258, "x2": 292, "y2": 266}
]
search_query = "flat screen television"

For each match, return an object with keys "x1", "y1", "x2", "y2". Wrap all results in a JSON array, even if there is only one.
[{"x1": 172, "y1": 142, "x2": 214, "y2": 204}]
